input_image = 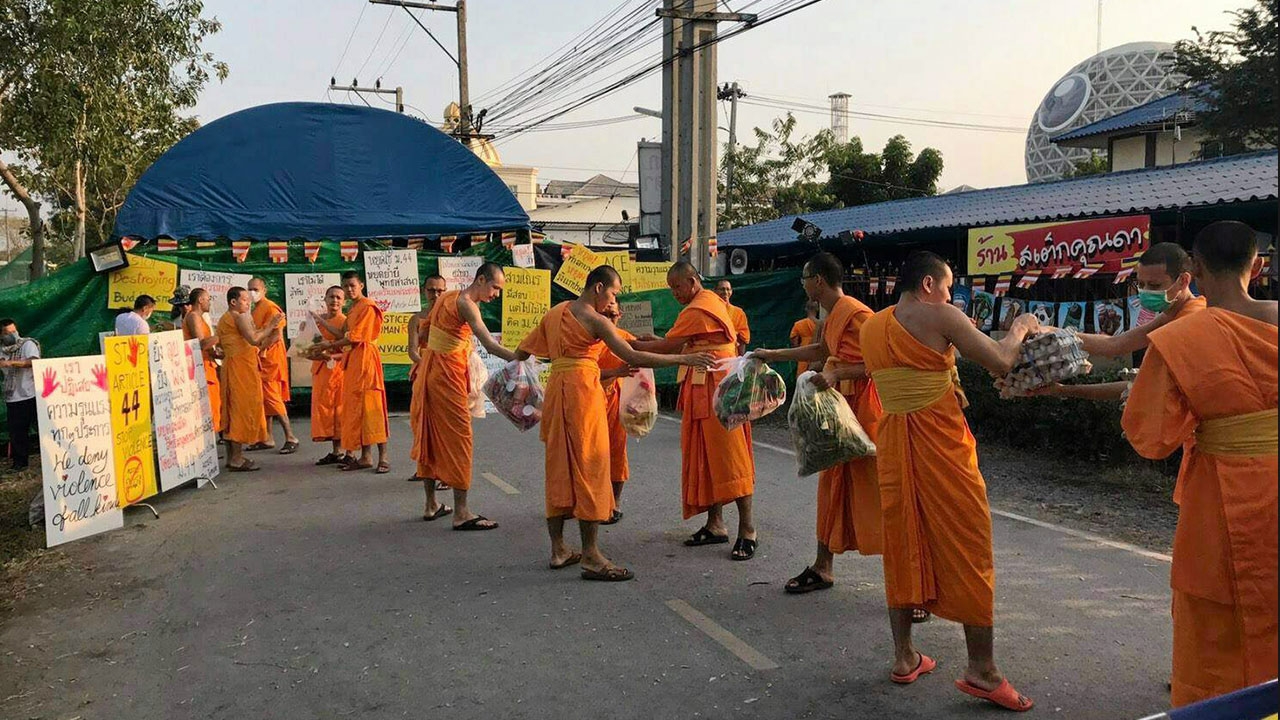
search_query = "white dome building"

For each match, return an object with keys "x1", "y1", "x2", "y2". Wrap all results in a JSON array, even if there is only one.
[{"x1": 1024, "y1": 41, "x2": 1183, "y2": 183}]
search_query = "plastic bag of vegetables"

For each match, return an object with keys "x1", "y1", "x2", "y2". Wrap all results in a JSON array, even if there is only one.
[
  {"x1": 788, "y1": 371, "x2": 876, "y2": 476},
  {"x1": 482, "y1": 359, "x2": 544, "y2": 431},
  {"x1": 712, "y1": 356, "x2": 786, "y2": 430},
  {"x1": 618, "y1": 368, "x2": 657, "y2": 438}
]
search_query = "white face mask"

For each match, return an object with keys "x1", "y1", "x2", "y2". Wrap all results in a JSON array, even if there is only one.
[{"x1": 249, "y1": 290, "x2": 262, "y2": 303}]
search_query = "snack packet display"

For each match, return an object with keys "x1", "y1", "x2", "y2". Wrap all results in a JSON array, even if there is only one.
[
  {"x1": 712, "y1": 356, "x2": 786, "y2": 430},
  {"x1": 482, "y1": 359, "x2": 544, "y2": 431},
  {"x1": 995, "y1": 328, "x2": 1093, "y2": 398},
  {"x1": 618, "y1": 368, "x2": 657, "y2": 438},
  {"x1": 787, "y1": 371, "x2": 876, "y2": 476}
]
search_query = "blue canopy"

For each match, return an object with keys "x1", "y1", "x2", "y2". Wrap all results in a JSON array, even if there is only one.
[{"x1": 113, "y1": 102, "x2": 528, "y2": 240}]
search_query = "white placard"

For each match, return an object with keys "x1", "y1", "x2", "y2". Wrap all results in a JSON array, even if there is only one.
[
  {"x1": 475, "y1": 332, "x2": 506, "y2": 415},
  {"x1": 33, "y1": 355, "x2": 124, "y2": 547},
  {"x1": 364, "y1": 249, "x2": 421, "y2": 312},
  {"x1": 179, "y1": 269, "x2": 252, "y2": 323},
  {"x1": 284, "y1": 272, "x2": 340, "y2": 339},
  {"x1": 512, "y1": 244, "x2": 535, "y2": 269},
  {"x1": 97, "y1": 331, "x2": 115, "y2": 355},
  {"x1": 439, "y1": 256, "x2": 484, "y2": 292},
  {"x1": 148, "y1": 332, "x2": 220, "y2": 491}
]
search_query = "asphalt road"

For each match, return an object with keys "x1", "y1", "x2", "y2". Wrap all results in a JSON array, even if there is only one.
[{"x1": 1, "y1": 411, "x2": 1175, "y2": 719}]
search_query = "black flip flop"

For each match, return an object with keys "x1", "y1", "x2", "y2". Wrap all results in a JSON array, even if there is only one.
[
  {"x1": 684, "y1": 527, "x2": 730, "y2": 547},
  {"x1": 601, "y1": 509, "x2": 623, "y2": 526},
  {"x1": 278, "y1": 441, "x2": 300, "y2": 455},
  {"x1": 316, "y1": 453, "x2": 343, "y2": 466},
  {"x1": 245, "y1": 442, "x2": 273, "y2": 452},
  {"x1": 785, "y1": 566, "x2": 833, "y2": 594},
  {"x1": 453, "y1": 516, "x2": 498, "y2": 531},
  {"x1": 581, "y1": 565, "x2": 634, "y2": 582},
  {"x1": 730, "y1": 537, "x2": 757, "y2": 561},
  {"x1": 549, "y1": 552, "x2": 582, "y2": 570},
  {"x1": 422, "y1": 504, "x2": 453, "y2": 522}
]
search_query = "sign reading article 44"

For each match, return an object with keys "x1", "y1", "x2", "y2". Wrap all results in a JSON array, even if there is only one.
[
  {"x1": 104, "y1": 335, "x2": 158, "y2": 506},
  {"x1": 149, "y1": 331, "x2": 220, "y2": 491}
]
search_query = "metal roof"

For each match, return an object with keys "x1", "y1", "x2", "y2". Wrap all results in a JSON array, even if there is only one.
[
  {"x1": 1051, "y1": 89, "x2": 1211, "y2": 146},
  {"x1": 718, "y1": 150, "x2": 1277, "y2": 249}
]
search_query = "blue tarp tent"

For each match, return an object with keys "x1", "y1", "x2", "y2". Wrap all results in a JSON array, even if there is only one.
[{"x1": 113, "y1": 102, "x2": 528, "y2": 240}]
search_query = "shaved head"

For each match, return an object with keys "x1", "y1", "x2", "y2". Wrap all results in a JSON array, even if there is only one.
[
  {"x1": 1193, "y1": 221, "x2": 1259, "y2": 276},
  {"x1": 668, "y1": 260, "x2": 699, "y2": 280},
  {"x1": 901, "y1": 251, "x2": 951, "y2": 293},
  {"x1": 667, "y1": 260, "x2": 702, "y2": 306}
]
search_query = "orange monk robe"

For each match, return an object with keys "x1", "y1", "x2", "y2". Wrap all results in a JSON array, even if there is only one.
[
  {"x1": 1150, "y1": 295, "x2": 1208, "y2": 505},
  {"x1": 252, "y1": 298, "x2": 290, "y2": 417},
  {"x1": 413, "y1": 290, "x2": 475, "y2": 489},
  {"x1": 519, "y1": 303, "x2": 613, "y2": 521},
  {"x1": 861, "y1": 307, "x2": 994, "y2": 626},
  {"x1": 183, "y1": 313, "x2": 223, "y2": 433},
  {"x1": 408, "y1": 316, "x2": 432, "y2": 467},
  {"x1": 599, "y1": 327, "x2": 637, "y2": 484},
  {"x1": 790, "y1": 317, "x2": 817, "y2": 374},
  {"x1": 340, "y1": 297, "x2": 389, "y2": 451},
  {"x1": 669, "y1": 289, "x2": 755, "y2": 518},
  {"x1": 310, "y1": 313, "x2": 346, "y2": 442},
  {"x1": 216, "y1": 312, "x2": 269, "y2": 445},
  {"x1": 1122, "y1": 309, "x2": 1278, "y2": 707},
  {"x1": 727, "y1": 303, "x2": 751, "y2": 350},
  {"x1": 817, "y1": 296, "x2": 883, "y2": 555}
]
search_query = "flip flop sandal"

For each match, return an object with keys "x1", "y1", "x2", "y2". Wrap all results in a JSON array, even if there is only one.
[
  {"x1": 912, "y1": 608, "x2": 932, "y2": 623},
  {"x1": 581, "y1": 565, "x2": 634, "y2": 582},
  {"x1": 891, "y1": 653, "x2": 937, "y2": 684},
  {"x1": 315, "y1": 453, "x2": 343, "y2": 466},
  {"x1": 227, "y1": 460, "x2": 260, "y2": 472},
  {"x1": 453, "y1": 516, "x2": 498, "y2": 531},
  {"x1": 785, "y1": 566, "x2": 834, "y2": 594},
  {"x1": 435, "y1": 480, "x2": 450, "y2": 491},
  {"x1": 684, "y1": 527, "x2": 730, "y2": 547},
  {"x1": 601, "y1": 509, "x2": 623, "y2": 526},
  {"x1": 278, "y1": 441, "x2": 300, "y2": 455},
  {"x1": 954, "y1": 679, "x2": 1034, "y2": 712},
  {"x1": 549, "y1": 552, "x2": 582, "y2": 570},
  {"x1": 730, "y1": 537, "x2": 758, "y2": 561},
  {"x1": 406, "y1": 475, "x2": 422, "y2": 482},
  {"x1": 375, "y1": 462, "x2": 391, "y2": 474},
  {"x1": 245, "y1": 442, "x2": 274, "y2": 452},
  {"x1": 422, "y1": 504, "x2": 453, "y2": 522},
  {"x1": 340, "y1": 460, "x2": 374, "y2": 472}
]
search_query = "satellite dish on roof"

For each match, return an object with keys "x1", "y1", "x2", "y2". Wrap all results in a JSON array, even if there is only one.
[{"x1": 729, "y1": 248, "x2": 749, "y2": 275}]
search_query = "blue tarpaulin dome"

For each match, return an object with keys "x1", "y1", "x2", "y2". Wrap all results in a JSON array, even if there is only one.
[{"x1": 113, "y1": 102, "x2": 528, "y2": 240}]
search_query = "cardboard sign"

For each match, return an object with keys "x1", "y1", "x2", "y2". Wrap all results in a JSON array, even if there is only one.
[
  {"x1": 618, "y1": 300, "x2": 654, "y2": 338},
  {"x1": 597, "y1": 251, "x2": 632, "y2": 294},
  {"x1": 33, "y1": 355, "x2": 124, "y2": 547},
  {"x1": 104, "y1": 335, "x2": 158, "y2": 506},
  {"x1": 148, "y1": 332, "x2": 219, "y2": 491},
  {"x1": 554, "y1": 244, "x2": 599, "y2": 294},
  {"x1": 440, "y1": 256, "x2": 484, "y2": 292},
  {"x1": 108, "y1": 254, "x2": 179, "y2": 311},
  {"x1": 364, "y1": 249, "x2": 421, "y2": 313},
  {"x1": 179, "y1": 268, "x2": 252, "y2": 323},
  {"x1": 284, "y1": 273, "x2": 340, "y2": 339},
  {"x1": 375, "y1": 312, "x2": 414, "y2": 365},
  {"x1": 501, "y1": 267, "x2": 551, "y2": 350},
  {"x1": 631, "y1": 262, "x2": 670, "y2": 293},
  {"x1": 966, "y1": 215, "x2": 1150, "y2": 276},
  {"x1": 512, "y1": 244, "x2": 535, "y2": 269}
]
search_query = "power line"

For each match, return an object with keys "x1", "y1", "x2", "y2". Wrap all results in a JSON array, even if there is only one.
[
  {"x1": 353, "y1": 10, "x2": 396, "y2": 82},
  {"x1": 749, "y1": 89, "x2": 1029, "y2": 122},
  {"x1": 740, "y1": 96, "x2": 1026, "y2": 133},
  {"x1": 330, "y1": 3, "x2": 369, "y2": 78}
]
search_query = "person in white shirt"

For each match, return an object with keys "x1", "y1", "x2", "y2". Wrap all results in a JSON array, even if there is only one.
[
  {"x1": 114, "y1": 295, "x2": 156, "y2": 336},
  {"x1": 0, "y1": 319, "x2": 41, "y2": 470}
]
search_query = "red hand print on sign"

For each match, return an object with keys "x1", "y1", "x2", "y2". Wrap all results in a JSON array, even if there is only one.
[
  {"x1": 127, "y1": 338, "x2": 140, "y2": 367},
  {"x1": 184, "y1": 343, "x2": 196, "y2": 381},
  {"x1": 40, "y1": 368, "x2": 60, "y2": 398},
  {"x1": 92, "y1": 364, "x2": 108, "y2": 390}
]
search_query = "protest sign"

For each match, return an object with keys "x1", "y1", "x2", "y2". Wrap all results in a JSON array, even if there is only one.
[
  {"x1": 512, "y1": 243, "x2": 535, "y2": 268},
  {"x1": 148, "y1": 332, "x2": 219, "y2": 491},
  {"x1": 440, "y1": 256, "x2": 484, "y2": 292},
  {"x1": 284, "y1": 272, "x2": 340, "y2": 339},
  {"x1": 33, "y1": 355, "x2": 124, "y2": 547},
  {"x1": 103, "y1": 335, "x2": 158, "y2": 506},
  {"x1": 179, "y1": 268, "x2": 252, "y2": 323},
  {"x1": 554, "y1": 244, "x2": 598, "y2": 294},
  {"x1": 364, "y1": 249, "x2": 421, "y2": 312},
  {"x1": 597, "y1": 251, "x2": 632, "y2": 293},
  {"x1": 376, "y1": 312, "x2": 414, "y2": 365},
  {"x1": 631, "y1": 262, "x2": 670, "y2": 293},
  {"x1": 618, "y1": 300, "x2": 654, "y2": 338},
  {"x1": 501, "y1": 267, "x2": 551, "y2": 350},
  {"x1": 108, "y1": 254, "x2": 178, "y2": 311}
]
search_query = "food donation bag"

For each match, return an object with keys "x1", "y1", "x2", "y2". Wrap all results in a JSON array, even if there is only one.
[
  {"x1": 995, "y1": 328, "x2": 1093, "y2": 398},
  {"x1": 618, "y1": 368, "x2": 657, "y2": 438},
  {"x1": 467, "y1": 348, "x2": 489, "y2": 419},
  {"x1": 787, "y1": 371, "x2": 876, "y2": 476},
  {"x1": 712, "y1": 357, "x2": 787, "y2": 430},
  {"x1": 483, "y1": 359, "x2": 544, "y2": 431},
  {"x1": 287, "y1": 297, "x2": 327, "y2": 359}
]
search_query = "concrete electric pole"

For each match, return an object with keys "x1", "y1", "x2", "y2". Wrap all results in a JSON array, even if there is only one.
[
  {"x1": 331, "y1": 78, "x2": 405, "y2": 112},
  {"x1": 717, "y1": 81, "x2": 745, "y2": 218}
]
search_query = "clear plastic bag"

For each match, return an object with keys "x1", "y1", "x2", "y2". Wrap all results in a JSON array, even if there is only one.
[
  {"x1": 287, "y1": 297, "x2": 327, "y2": 359},
  {"x1": 482, "y1": 358, "x2": 544, "y2": 431},
  {"x1": 467, "y1": 348, "x2": 489, "y2": 419},
  {"x1": 712, "y1": 356, "x2": 787, "y2": 430},
  {"x1": 618, "y1": 368, "x2": 657, "y2": 438},
  {"x1": 788, "y1": 371, "x2": 876, "y2": 476}
]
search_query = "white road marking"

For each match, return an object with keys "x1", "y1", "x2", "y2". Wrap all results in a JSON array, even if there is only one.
[
  {"x1": 481, "y1": 472, "x2": 520, "y2": 495},
  {"x1": 665, "y1": 599, "x2": 780, "y2": 671}
]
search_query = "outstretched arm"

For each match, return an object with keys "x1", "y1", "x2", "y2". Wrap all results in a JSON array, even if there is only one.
[
  {"x1": 1033, "y1": 381, "x2": 1126, "y2": 401},
  {"x1": 459, "y1": 295, "x2": 516, "y2": 362},
  {"x1": 943, "y1": 304, "x2": 1036, "y2": 376},
  {"x1": 236, "y1": 312, "x2": 282, "y2": 347},
  {"x1": 752, "y1": 342, "x2": 828, "y2": 364},
  {"x1": 629, "y1": 335, "x2": 687, "y2": 354},
  {"x1": 580, "y1": 311, "x2": 711, "y2": 370},
  {"x1": 311, "y1": 311, "x2": 344, "y2": 338}
]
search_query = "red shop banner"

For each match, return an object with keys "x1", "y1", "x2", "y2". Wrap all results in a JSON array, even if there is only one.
[{"x1": 967, "y1": 215, "x2": 1150, "y2": 276}]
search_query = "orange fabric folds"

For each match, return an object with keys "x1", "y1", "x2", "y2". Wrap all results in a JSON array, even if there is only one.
[
  {"x1": 310, "y1": 313, "x2": 346, "y2": 442},
  {"x1": 340, "y1": 297, "x2": 388, "y2": 451},
  {"x1": 252, "y1": 298, "x2": 290, "y2": 417},
  {"x1": 412, "y1": 291, "x2": 476, "y2": 489},
  {"x1": 728, "y1": 303, "x2": 751, "y2": 347},
  {"x1": 599, "y1": 327, "x2": 636, "y2": 484},
  {"x1": 184, "y1": 313, "x2": 224, "y2": 433},
  {"x1": 790, "y1": 317, "x2": 816, "y2": 374},
  {"x1": 216, "y1": 313, "x2": 268, "y2": 445}
]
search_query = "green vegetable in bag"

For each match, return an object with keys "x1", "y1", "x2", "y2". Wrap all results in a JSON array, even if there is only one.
[{"x1": 788, "y1": 371, "x2": 876, "y2": 476}]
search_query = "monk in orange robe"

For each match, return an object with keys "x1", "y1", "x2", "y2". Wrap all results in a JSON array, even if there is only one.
[
  {"x1": 714, "y1": 278, "x2": 750, "y2": 354},
  {"x1": 309, "y1": 285, "x2": 348, "y2": 466},
  {"x1": 247, "y1": 277, "x2": 300, "y2": 454},
  {"x1": 597, "y1": 300, "x2": 637, "y2": 525},
  {"x1": 314, "y1": 271, "x2": 389, "y2": 473},
  {"x1": 789, "y1": 301, "x2": 819, "y2": 374},
  {"x1": 414, "y1": 263, "x2": 516, "y2": 529},
  {"x1": 860, "y1": 251, "x2": 1036, "y2": 710},
  {"x1": 408, "y1": 274, "x2": 448, "y2": 488},
  {"x1": 517, "y1": 265, "x2": 712, "y2": 580},
  {"x1": 181, "y1": 288, "x2": 223, "y2": 434},
  {"x1": 1121, "y1": 221, "x2": 1277, "y2": 708},
  {"x1": 633, "y1": 262, "x2": 757, "y2": 560},
  {"x1": 217, "y1": 286, "x2": 281, "y2": 472}
]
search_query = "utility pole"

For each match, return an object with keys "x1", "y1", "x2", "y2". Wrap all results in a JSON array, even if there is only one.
[
  {"x1": 717, "y1": 81, "x2": 745, "y2": 218},
  {"x1": 330, "y1": 79, "x2": 405, "y2": 112},
  {"x1": 370, "y1": 0, "x2": 478, "y2": 139}
]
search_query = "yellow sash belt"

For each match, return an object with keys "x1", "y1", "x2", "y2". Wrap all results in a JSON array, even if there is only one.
[
  {"x1": 550, "y1": 357, "x2": 598, "y2": 374},
  {"x1": 677, "y1": 342, "x2": 737, "y2": 384},
  {"x1": 871, "y1": 366, "x2": 969, "y2": 414},
  {"x1": 427, "y1": 326, "x2": 469, "y2": 354},
  {"x1": 1196, "y1": 408, "x2": 1278, "y2": 456}
]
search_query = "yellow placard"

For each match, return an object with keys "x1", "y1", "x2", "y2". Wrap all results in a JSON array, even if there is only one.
[
  {"x1": 631, "y1": 261, "x2": 671, "y2": 293},
  {"x1": 596, "y1": 251, "x2": 632, "y2": 294},
  {"x1": 108, "y1": 254, "x2": 179, "y2": 311},
  {"x1": 104, "y1": 335, "x2": 158, "y2": 506},
  {"x1": 553, "y1": 244, "x2": 599, "y2": 294},
  {"x1": 376, "y1": 312, "x2": 414, "y2": 365},
  {"x1": 502, "y1": 267, "x2": 551, "y2": 350}
]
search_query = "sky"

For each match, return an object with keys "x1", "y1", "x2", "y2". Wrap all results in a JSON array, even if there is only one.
[{"x1": 0, "y1": 0, "x2": 1250, "y2": 215}]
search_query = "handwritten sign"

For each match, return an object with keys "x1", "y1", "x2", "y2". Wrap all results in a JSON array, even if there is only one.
[
  {"x1": 148, "y1": 332, "x2": 219, "y2": 491},
  {"x1": 501, "y1": 267, "x2": 551, "y2": 350},
  {"x1": 33, "y1": 355, "x2": 124, "y2": 547},
  {"x1": 108, "y1": 254, "x2": 178, "y2": 311},
  {"x1": 364, "y1": 249, "x2": 421, "y2": 313},
  {"x1": 618, "y1": 300, "x2": 654, "y2": 338},
  {"x1": 512, "y1": 243, "x2": 535, "y2": 269},
  {"x1": 597, "y1": 251, "x2": 632, "y2": 293},
  {"x1": 284, "y1": 272, "x2": 340, "y2": 339},
  {"x1": 104, "y1": 335, "x2": 158, "y2": 506},
  {"x1": 375, "y1": 312, "x2": 414, "y2": 365},
  {"x1": 179, "y1": 268, "x2": 252, "y2": 323},
  {"x1": 631, "y1": 261, "x2": 671, "y2": 293},
  {"x1": 554, "y1": 244, "x2": 599, "y2": 294},
  {"x1": 966, "y1": 215, "x2": 1150, "y2": 276},
  {"x1": 440, "y1": 256, "x2": 484, "y2": 292}
]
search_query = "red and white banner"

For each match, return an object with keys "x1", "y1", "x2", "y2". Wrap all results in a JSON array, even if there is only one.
[
  {"x1": 340, "y1": 240, "x2": 360, "y2": 262},
  {"x1": 231, "y1": 240, "x2": 251, "y2": 263},
  {"x1": 269, "y1": 241, "x2": 288, "y2": 264},
  {"x1": 968, "y1": 214, "x2": 1150, "y2": 276}
]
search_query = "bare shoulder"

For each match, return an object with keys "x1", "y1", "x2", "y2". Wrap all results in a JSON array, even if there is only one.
[{"x1": 1256, "y1": 300, "x2": 1279, "y2": 327}]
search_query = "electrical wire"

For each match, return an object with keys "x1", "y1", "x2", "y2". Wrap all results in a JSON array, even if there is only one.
[
  {"x1": 353, "y1": 10, "x2": 396, "y2": 82},
  {"x1": 740, "y1": 95, "x2": 1026, "y2": 133}
]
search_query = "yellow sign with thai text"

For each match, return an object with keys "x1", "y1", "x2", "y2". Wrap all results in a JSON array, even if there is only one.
[
  {"x1": 502, "y1": 267, "x2": 551, "y2": 350},
  {"x1": 104, "y1": 335, "x2": 158, "y2": 506},
  {"x1": 597, "y1": 252, "x2": 633, "y2": 294},
  {"x1": 108, "y1": 254, "x2": 179, "y2": 311},
  {"x1": 553, "y1": 244, "x2": 599, "y2": 294},
  {"x1": 375, "y1": 312, "x2": 414, "y2": 365},
  {"x1": 631, "y1": 262, "x2": 671, "y2": 293}
]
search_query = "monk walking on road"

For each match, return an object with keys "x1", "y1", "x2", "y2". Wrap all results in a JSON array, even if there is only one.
[
  {"x1": 860, "y1": 251, "x2": 1036, "y2": 710},
  {"x1": 1121, "y1": 221, "x2": 1277, "y2": 707},
  {"x1": 517, "y1": 265, "x2": 713, "y2": 581},
  {"x1": 182, "y1": 288, "x2": 223, "y2": 434},
  {"x1": 217, "y1": 287, "x2": 282, "y2": 472},
  {"x1": 310, "y1": 285, "x2": 349, "y2": 466},
  {"x1": 414, "y1": 263, "x2": 516, "y2": 530},
  {"x1": 247, "y1": 277, "x2": 300, "y2": 454},
  {"x1": 408, "y1": 274, "x2": 448, "y2": 487}
]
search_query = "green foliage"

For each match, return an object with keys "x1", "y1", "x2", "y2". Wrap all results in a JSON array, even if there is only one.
[
  {"x1": 719, "y1": 113, "x2": 837, "y2": 229},
  {"x1": 1064, "y1": 151, "x2": 1109, "y2": 178},
  {"x1": 1174, "y1": 0, "x2": 1279, "y2": 151},
  {"x1": 825, "y1": 134, "x2": 943, "y2": 206}
]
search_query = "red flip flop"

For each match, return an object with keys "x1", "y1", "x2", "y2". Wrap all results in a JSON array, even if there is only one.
[
  {"x1": 890, "y1": 653, "x2": 937, "y2": 684},
  {"x1": 954, "y1": 678, "x2": 1034, "y2": 712}
]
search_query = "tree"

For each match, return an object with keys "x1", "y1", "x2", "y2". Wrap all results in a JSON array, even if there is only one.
[
  {"x1": 1174, "y1": 0, "x2": 1278, "y2": 153},
  {"x1": 0, "y1": 0, "x2": 227, "y2": 276},
  {"x1": 1064, "y1": 151, "x2": 1109, "y2": 178},
  {"x1": 719, "y1": 114, "x2": 836, "y2": 229},
  {"x1": 824, "y1": 135, "x2": 943, "y2": 207}
]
